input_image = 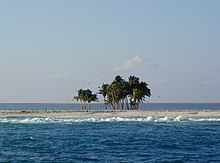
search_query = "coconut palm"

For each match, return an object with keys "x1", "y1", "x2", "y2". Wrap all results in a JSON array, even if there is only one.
[
  {"x1": 120, "y1": 80, "x2": 131, "y2": 110},
  {"x1": 87, "y1": 91, "x2": 98, "y2": 110},
  {"x1": 139, "y1": 81, "x2": 151, "y2": 99},
  {"x1": 128, "y1": 76, "x2": 140, "y2": 90},
  {"x1": 132, "y1": 88, "x2": 142, "y2": 109},
  {"x1": 107, "y1": 81, "x2": 120, "y2": 110},
  {"x1": 128, "y1": 76, "x2": 151, "y2": 109},
  {"x1": 73, "y1": 89, "x2": 84, "y2": 110},
  {"x1": 114, "y1": 75, "x2": 125, "y2": 110},
  {"x1": 99, "y1": 83, "x2": 109, "y2": 110},
  {"x1": 74, "y1": 89, "x2": 98, "y2": 111},
  {"x1": 74, "y1": 75, "x2": 151, "y2": 111}
]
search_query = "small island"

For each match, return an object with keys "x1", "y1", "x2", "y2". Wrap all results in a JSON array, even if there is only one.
[{"x1": 1, "y1": 75, "x2": 220, "y2": 118}]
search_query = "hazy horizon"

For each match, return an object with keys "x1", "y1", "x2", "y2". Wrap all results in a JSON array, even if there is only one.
[{"x1": 1, "y1": 0, "x2": 220, "y2": 103}]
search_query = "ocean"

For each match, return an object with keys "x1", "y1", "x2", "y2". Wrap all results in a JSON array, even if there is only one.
[
  {"x1": 0, "y1": 103, "x2": 220, "y2": 111},
  {"x1": 0, "y1": 103, "x2": 220, "y2": 162}
]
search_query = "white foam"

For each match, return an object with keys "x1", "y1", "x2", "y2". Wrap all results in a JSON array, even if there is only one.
[
  {"x1": 189, "y1": 117, "x2": 220, "y2": 122},
  {"x1": 174, "y1": 116, "x2": 185, "y2": 121},
  {"x1": 0, "y1": 116, "x2": 220, "y2": 124}
]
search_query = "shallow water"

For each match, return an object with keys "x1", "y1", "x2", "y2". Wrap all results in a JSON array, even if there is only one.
[{"x1": 0, "y1": 103, "x2": 220, "y2": 162}]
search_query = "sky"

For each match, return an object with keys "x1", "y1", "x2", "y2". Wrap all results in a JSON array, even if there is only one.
[{"x1": 0, "y1": 0, "x2": 220, "y2": 103}]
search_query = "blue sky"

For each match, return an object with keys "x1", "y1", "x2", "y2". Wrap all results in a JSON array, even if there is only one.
[{"x1": 0, "y1": 0, "x2": 220, "y2": 103}]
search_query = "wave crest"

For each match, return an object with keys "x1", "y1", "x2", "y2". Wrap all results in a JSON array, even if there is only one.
[{"x1": 0, "y1": 116, "x2": 220, "y2": 124}]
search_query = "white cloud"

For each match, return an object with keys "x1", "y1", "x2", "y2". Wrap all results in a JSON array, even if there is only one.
[
  {"x1": 202, "y1": 80, "x2": 215, "y2": 86},
  {"x1": 53, "y1": 73, "x2": 60, "y2": 78},
  {"x1": 52, "y1": 72, "x2": 67, "y2": 78},
  {"x1": 113, "y1": 55, "x2": 142, "y2": 72}
]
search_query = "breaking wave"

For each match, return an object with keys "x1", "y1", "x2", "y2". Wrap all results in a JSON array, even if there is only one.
[{"x1": 1, "y1": 116, "x2": 220, "y2": 124}]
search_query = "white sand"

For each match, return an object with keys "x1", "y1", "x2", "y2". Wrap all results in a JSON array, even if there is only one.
[{"x1": 0, "y1": 109, "x2": 220, "y2": 117}]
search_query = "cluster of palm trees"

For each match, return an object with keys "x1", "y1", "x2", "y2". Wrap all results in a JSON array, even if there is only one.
[
  {"x1": 73, "y1": 89, "x2": 98, "y2": 110},
  {"x1": 73, "y1": 75, "x2": 151, "y2": 110},
  {"x1": 99, "y1": 75, "x2": 151, "y2": 110}
]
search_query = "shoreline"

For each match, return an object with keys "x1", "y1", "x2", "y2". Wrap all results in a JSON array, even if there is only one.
[{"x1": 0, "y1": 109, "x2": 220, "y2": 117}]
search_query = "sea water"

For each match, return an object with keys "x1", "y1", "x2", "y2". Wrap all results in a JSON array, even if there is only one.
[
  {"x1": 0, "y1": 103, "x2": 220, "y2": 110},
  {"x1": 0, "y1": 103, "x2": 220, "y2": 162}
]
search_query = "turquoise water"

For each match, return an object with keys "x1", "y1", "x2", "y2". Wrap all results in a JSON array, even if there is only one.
[{"x1": 0, "y1": 103, "x2": 220, "y2": 162}]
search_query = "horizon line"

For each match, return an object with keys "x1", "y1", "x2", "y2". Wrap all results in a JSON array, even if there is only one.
[{"x1": 0, "y1": 102, "x2": 220, "y2": 104}]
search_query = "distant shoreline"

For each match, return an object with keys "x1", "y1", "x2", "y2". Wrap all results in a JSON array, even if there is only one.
[
  {"x1": 1, "y1": 109, "x2": 220, "y2": 117},
  {"x1": 0, "y1": 102, "x2": 220, "y2": 104}
]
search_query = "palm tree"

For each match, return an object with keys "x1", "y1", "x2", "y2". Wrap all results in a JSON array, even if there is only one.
[
  {"x1": 132, "y1": 88, "x2": 142, "y2": 109},
  {"x1": 139, "y1": 81, "x2": 151, "y2": 99},
  {"x1": 102, "y1": 75, "x2": 151, "y2": 110},
  {"x1": 128, "y1": 76, "x2": 139, "y2": 109},
  {"x1": 122, "y1": 81, "x2": 132, "y2": 110},
  {"x1": 99, "y1": 83, "x2": 109, "y2": 110},
  {"x1": 74, "y1": 75, "x2": 151, "y2": 111},
  {"x1": 84, "y1": 89, "x2": 92, "y2": 110},
  {"x1": 114, "y1": 75, "x2": 125, "y2": 110},
  {"x1": 107, "y1": 81, "x2": 121, "y2": 110},
  {"x1": 81, "y1": 89, "x2": 88, "y2": 110},
  {"x1": 119, "y1": 80, "x2": 131, "y2": 110},
  {"x1": 74, "y1": 89, "x2": 98, "y2": 111},
  {"x1": 128, "y1": 76, "x2": 140, "y2": 90},
  {"x1": 128, "y1": 76, "x2": 151, "y2": 109},
  {"x1": 105, "y1": 91, "x2": 114, "y2": 110},
  {"x1": 73, "y1": 89, "x2": 84, "y2": 110},
  {"x1": 88, "y1": 94, "x2": 98, "y2": 110}
]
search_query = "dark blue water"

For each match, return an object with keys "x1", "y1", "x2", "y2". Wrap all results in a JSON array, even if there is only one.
[{"x1": 0, "y1": 103, "x2": 220, "y2": 162}]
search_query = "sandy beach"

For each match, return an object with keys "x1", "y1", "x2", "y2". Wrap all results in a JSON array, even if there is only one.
[{"x1": 0, "y1": 109, "x2": 220, "y2": 117}]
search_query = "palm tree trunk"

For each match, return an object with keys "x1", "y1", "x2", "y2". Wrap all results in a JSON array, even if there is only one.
[
  {"x1": 135, "y1": 99, "x2": 138, "y2": 110},
  {"x1": 88, "y1": 102, "x2": 91, "y2": 110},
  {"x1": 111, "y1": 104, "x2": 114, "y2": 110},
  {"x1": 130, "y1": 98, "x2": 134, "y2": 110},
  {"x1": 104, "y1": 97, "x2": 107, "y2": 110},
  {"x1": 83, "y1": 101, "x2": 86, "y2": 110},
  {"x1": 116, "y1": 102, "x2": 119, "y2": 110},
  {"x1": 80, "y1": 100, "x2": 83, "y2": 110},
  {"x1": 112, "y1": 93, "x2": 116, "y2": 110},
  {"x1": 121, "y1": 98, "x2": 125, "y2": 110},
  {"x1": 126, "y1": 96, "x2": 129, "y2": 110}
]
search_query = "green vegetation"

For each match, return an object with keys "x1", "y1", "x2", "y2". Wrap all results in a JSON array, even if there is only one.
[
  {"x1": 73, "y1": 75, "x2": 151, "y2": 110},
  {"x1": 73, "y1": 89, "x2": 98, "y2": 111}
]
